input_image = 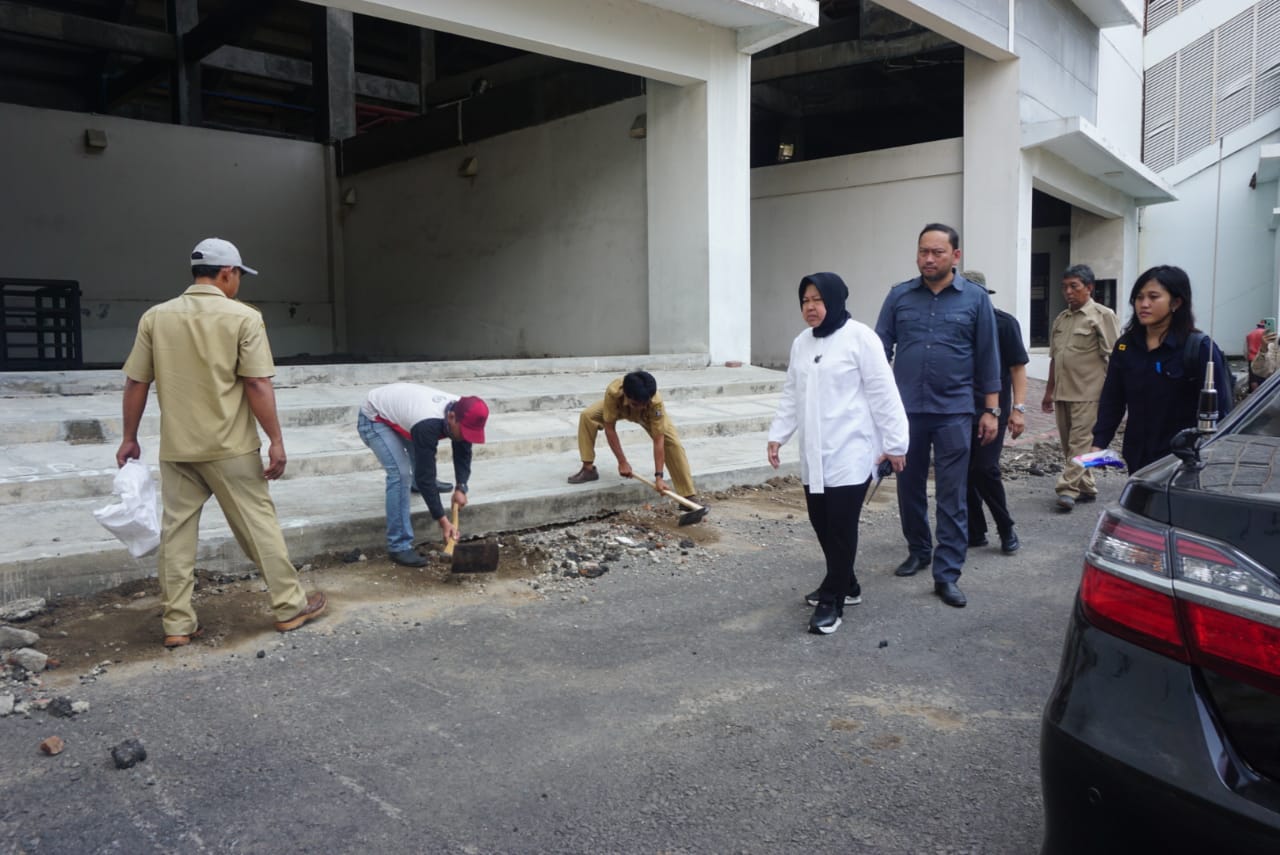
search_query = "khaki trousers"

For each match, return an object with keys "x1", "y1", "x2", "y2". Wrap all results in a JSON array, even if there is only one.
[
  {"x1": 158, "y1": 452, "x2": 307, "y2": 635},
  {"x1": 1055, "y1": 400, "x2": 1099, "y2": 498},
  {"x1": 577, "y1": 400, "x2": 696, "y2": 497}
]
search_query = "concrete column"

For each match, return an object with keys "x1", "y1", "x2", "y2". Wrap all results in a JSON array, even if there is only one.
[
  {"x1": 646, "y1": 47, "x2": 751, "y2": 363},
  {"x1": 167, "y1": 0, "x2": 201, "y2": 126},
  {"x1": 963, "y1": 50, "x2": 1030, "y2": 337},
  {"x1": 313, "y1": 7, "x2": 357, "y2": 142}
]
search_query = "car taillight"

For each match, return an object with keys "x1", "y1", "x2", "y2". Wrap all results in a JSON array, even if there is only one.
[
  {"x1": 1173, "y1": 533, "x2": 1280, "y2": 695},
  {"x1": 1081, "y1": 510, "x2": 1280, "y2": 694},
  {"x1": 1080, "y1": 563, "x2": 1187, "y2": 661}
]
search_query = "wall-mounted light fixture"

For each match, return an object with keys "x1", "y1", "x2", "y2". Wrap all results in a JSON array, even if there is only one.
[
  {"x1": 84, "y1": 128, "x2": 108, "y2": 151},
  {"x1": 458, "y1": 156, "x2": 479, "y2": 178},
  {"x1": 629, "y1": 114, "x2": 647, "y2": 139},
  {"x1": 776, "y1": 142, "x2": 795, "y2": 162}
]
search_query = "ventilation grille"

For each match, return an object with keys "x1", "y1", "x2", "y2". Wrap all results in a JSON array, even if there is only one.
[
  {"x1": 1147, "y1": 0, "x2": 1206, "y2": 33},
  {"x1": 1143, "y1": 2, "x2": 1280, "y2": 171}
]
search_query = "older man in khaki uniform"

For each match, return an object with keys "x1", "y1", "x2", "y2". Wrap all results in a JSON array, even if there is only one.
[
  {"x1": 116, "y1": 238, "x2": 326, "y2": 647},
  {"x1": 1040, "y1": 264, "x2": 1120, "y2": 511},
  {"x1": 567, "y1": 371, "x2": 696, "y2": 499}
]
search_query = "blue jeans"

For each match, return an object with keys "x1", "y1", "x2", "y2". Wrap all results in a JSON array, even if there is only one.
[{"x1": 358, "y1": 412, "x2": 415, "y2": 553}]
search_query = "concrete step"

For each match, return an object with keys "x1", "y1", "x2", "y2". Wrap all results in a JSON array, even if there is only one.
[
  {"x1": 0, "y1": 393, "x2": 782, "y2": 505},
  {"x1": 0, "y1": 353, "x2": 718, "y2": 397},
  {"x1": 0, "y1": 429, "x2": 799, "y2": 601},
  {"x1": 0, "y1": 364, "x2": 783, "y2": 445}
]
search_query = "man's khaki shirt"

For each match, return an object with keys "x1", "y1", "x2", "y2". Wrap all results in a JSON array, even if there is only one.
[
  {"x1": 1048, "y1": 299, "x2": 1120, "y2": 401},
  {"x1": 122, "y1": 284, "x2": 276, "y2": 462},
  {"x1": 601, "y1": 378, "x2": 671, "y2": 433}
]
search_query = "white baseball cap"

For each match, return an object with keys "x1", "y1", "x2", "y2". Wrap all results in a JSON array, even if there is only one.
[{"x1": 190, "y1": 238, "x2": 258, "y2": 275}]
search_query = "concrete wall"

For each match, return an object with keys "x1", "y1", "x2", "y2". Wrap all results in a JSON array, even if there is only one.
[
  {"x1": 0, "y1": 102, "x2": 334, "y2": 366},
  {"x1": 340, "y1": 98, "x2": 649, "y2": 359},
  {"x1": 1015, "y1": 0, "x2": 1099, "y2": 126},
  {"x1": 1070, "y1": 207, "x2": 1125, "y2": 291},
  {"x1": 1095, "y1": 25, "x2": 1143, "y2": 155},
  {"x1": 1140, "y1": 133, "x2": 1280, "y2": 354},
  {"x1": 749, "y1": 139, "x2": 963, "y2": 367}
]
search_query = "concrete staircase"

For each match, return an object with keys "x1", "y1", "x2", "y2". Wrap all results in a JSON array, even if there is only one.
[{"x1": 0, "y1": 355, "x2": 794, "y2": 600}]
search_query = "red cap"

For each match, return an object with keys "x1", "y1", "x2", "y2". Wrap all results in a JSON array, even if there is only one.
[{"x1": 453, "y1": 396, "x2": 489, "y2": 444}]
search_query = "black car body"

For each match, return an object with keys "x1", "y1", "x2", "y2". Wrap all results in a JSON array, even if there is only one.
[{"x1": 1040, "y1": 376, "x2": 1280, "y2": 854}]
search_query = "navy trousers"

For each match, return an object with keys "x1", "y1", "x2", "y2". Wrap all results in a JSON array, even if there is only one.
[
  {"x1": 967, "y1": 417, "x2": 1014, "y2": 541},
  {"x1": 897, "y1": 413, "x2": 972, "y2": 583},
  {"x1": 803, "y1": 481, "x2": 870, "y2": 603}
]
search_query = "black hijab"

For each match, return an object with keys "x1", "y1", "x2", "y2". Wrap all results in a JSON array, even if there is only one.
[{"x1": 799, "y1": 272, "x2": 851, "y2": 338}]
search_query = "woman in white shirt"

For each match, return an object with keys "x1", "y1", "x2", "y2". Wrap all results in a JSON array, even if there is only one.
[{"x1": 767, "y1": 273, "x2": 909, "y2": 635}]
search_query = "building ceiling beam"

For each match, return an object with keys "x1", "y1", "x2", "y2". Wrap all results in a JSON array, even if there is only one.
[
  {"x1": 105, "y1": 0, "x2": 278, "y2": 108},
  {"x1": 203, "y1": 45, "x2": 420, "y2": 105},
  {"x1": 0, "y1": 1, "x2": 174, "y2": 59},
  {"x1": 339, "y1": 65, "x2": 642, "y2": 176},
  {"x1": 751, "y1": 29, "x2": 952, "y2": 82}
]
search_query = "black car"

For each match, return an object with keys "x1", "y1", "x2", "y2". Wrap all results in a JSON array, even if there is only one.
[{"x1": 1040, "y1": 376, "x2": 1280, "y2": 854}]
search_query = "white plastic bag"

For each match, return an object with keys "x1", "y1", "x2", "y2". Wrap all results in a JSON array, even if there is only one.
[{"x1": 93, "y1": 459, "x2": 161, "y2": 558}]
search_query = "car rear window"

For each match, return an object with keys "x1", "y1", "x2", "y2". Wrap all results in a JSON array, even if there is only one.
[{"x1": 1236, "y1": 389, "x2": 1280, "y2": 436}]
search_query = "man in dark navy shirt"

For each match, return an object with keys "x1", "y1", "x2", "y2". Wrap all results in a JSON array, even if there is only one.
[
  {"x1": 875, "y1": 224, "x2": 1001, "y2": 608},
  {"x1": 961, "y1": 271, "x2": 1029, "y2": 556}
]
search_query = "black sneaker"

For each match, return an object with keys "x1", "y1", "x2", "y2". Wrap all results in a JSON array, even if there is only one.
[
  {"x1": 389, "y1": 548, "x2": 427, "y2": 568},
  {"x1": 809, "y1": 601, "x2": 843, "y2": 635},
  {"x1": 804, "y1": 589, "x2": 863, "y2": 607}
]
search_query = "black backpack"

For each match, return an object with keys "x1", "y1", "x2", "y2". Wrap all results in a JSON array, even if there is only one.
[{"x1": 1182, "y1": 331, "x2": 1234, "y2": 413}]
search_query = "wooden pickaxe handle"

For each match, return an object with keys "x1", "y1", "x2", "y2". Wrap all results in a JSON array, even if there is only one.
[
  {"x1": 628, "y1": 473, "x2": 704, "y2": 512},
  {"x1": 444, "y1": 502, "x2": 459, "y2": 556}
]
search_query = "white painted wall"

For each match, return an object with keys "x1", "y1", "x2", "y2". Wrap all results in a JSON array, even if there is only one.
[
  {"x1": 1139, "y1": 133, "x2": 1280, "y2": 355},
  {"x1": 0, "y1": 102, "x2": 334, "y2": 366},
  {"x1": 749, "y1": 139, "x2": 963, "y2": 367},
  {"x1": 1095, "y1": 25, "x2": 1143, "y2": 155},
  {"x1": 340, "y1": 98, "x2": 649, "y2": 359},
  {"x1": 1015, "y1": 0, "x2": 1099, "y2": 126},
  {"x1": 965, "y1": 51, "x2": 1030, "y2": 332}
]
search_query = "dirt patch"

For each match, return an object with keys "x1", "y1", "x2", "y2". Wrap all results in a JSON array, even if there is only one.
[{"x1": 19, "y1": 484, "x2": 806, "y2": 681}]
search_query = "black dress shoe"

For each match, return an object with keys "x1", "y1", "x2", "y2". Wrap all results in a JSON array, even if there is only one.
[
  {"x1": 934, "y1": 581, "x2": 967, "y2": 607},
  {"x1": 968, "y1": 534, "x2": 989, "y2": 548},
  {"x1": 894, "y1": 554, "x2": 931, "y2": 577},
  {"x1": 1000, "y1": 529, "x2": 1020, "y2": 554}
]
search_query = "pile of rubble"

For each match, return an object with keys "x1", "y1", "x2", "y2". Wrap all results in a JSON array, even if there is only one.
[
  {"x1": 0, "y1": 597, "x2": 91, "y2": 730},
  {"x1": 511, "y1": 518, "x2": 707, "y2": 598}
]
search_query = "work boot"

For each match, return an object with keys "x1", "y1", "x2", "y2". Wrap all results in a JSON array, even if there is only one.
[
  {"x1": 390, "y1": 548, "x2": 427, "y2": 568},
  {"x1": 567, "y1": 464, "x2": 599, "y2": 484}
]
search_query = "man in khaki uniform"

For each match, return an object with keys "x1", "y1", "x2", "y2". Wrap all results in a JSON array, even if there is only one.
[
  {"x1": 1040, "y1": 264, "x2": 1120, "y2": 511},
  {"x1": 116, "y1": 238, "x2": 326, "y2": 647},
  {"x1": 567, "y1": 371, "x2": 696, "y2": 499}
]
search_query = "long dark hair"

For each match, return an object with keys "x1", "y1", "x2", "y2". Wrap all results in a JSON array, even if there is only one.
[{"x1": 1122, "y1": 265, "x2": 1196, "y2": 340}]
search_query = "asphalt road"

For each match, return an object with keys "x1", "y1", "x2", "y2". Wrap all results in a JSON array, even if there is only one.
[{"x1": 0, "y1": 468, "x2": 1122, "y2": 854}]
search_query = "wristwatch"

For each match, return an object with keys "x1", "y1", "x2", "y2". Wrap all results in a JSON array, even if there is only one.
[
  {"x1": 1012, "y1": 403, "x2": 1026, "y2": 413},
  {"x1": 982, "y1": 407, "x2": 1001, "y2": 417},
  {"x1": 655, "y1": 472, "x2": 665, "y2": 479}
]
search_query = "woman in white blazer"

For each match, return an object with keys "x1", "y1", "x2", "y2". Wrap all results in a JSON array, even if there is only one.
[{"x1": 767, "y1": 272, "x2": 909, "y2": 635}]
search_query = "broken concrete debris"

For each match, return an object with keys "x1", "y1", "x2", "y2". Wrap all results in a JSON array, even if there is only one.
[
  {"x1": 111, "y1": 738, "x2": 147, "y2": 769},
  {"x1": 0, "y1": 598, "x2": 46, "y2": 622}
]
